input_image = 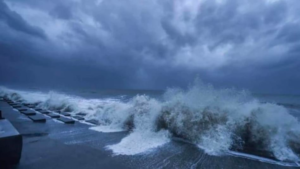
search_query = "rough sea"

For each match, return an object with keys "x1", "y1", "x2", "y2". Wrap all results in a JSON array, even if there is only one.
[{"x1": 1, "y1": 83, "x2": 300, "y2": 168}]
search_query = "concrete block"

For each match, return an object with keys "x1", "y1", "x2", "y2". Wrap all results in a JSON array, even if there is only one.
[
  {"x1": 61, "y1": 112, "x2": 71, "y2": 116},
  {"x1": 39, "y1": 110, "x2": 50, "y2": 114},
  {"x1": 76, "y1": 112, "x2": 87, "y2": 116},
  {"x1": 0, "y1": 119, "x2": 22, "y2": 164},
  {"x1": 0, "y1": 110, "x2": 3, "y2": 120},
  {"x1": 23, "y1": 103, "x2": 35, "y2": 106},
  {"x1": 27, "y1": 105, "x2": 36, "y2": 108},
  {"x1": 12, "y1": 105, "x2": 23, "y2": 108},
  {"x1": 4, "y1": 98, "x2": 12, "y2": 102},
  {"x1": 28, "y1": 114, "x2": 46, "y2": 123},
  {"x1": 16, "y1": 107, "x2": 28, "y2": 111},
  {"x1": 85, "y1": 119, "x2": 99, "y2": 125},
  {"x1": 20, "y1": 110, "x2": 36, "y2": 116},
  {"x1": 73, "y1": 116, "x2": 85, "y2": 120},
  {"x1": 47, "y1": 113, "x2": 60, "y2": 118},
  {"x1": 57, "y1": 117, "x2": 75, "y2": 124}
]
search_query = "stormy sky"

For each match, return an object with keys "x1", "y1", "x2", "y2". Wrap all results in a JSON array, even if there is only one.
[{"x1": 0, "y1": 0, "x2": 300, "y2": 94}]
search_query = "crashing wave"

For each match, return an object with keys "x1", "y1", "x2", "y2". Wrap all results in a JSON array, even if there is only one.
[{"x1": 1, "y1": 83, "x2": 300, "y2": 161}]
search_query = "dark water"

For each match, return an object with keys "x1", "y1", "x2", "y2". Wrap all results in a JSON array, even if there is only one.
[{"x1": 254, "y1": 93, "x2": 300, "y2": 106}]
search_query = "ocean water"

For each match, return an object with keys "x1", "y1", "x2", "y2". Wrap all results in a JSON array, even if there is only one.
[{"x1": 1, "y1": 82, "x2": 300, "y2": 166}]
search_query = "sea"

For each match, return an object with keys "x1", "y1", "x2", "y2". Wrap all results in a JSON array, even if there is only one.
[{"x1": 1, "y1": 83, "x2": 300, "y2": 168}]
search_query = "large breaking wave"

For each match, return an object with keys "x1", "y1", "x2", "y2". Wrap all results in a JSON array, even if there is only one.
[{"x1": 1, "y1": 82, "x2": 300, "y2": 162}]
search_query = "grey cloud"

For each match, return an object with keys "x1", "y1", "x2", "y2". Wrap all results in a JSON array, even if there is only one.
[
  {"x1": 0, "y1": 0, "x2": 300, "y2": 94},
  {"x1": 49, "y1": 4, "x2": 73, "y2": 20},
  {"x1": 0, "y1": 1, "x2": 46, "y2": 39}
]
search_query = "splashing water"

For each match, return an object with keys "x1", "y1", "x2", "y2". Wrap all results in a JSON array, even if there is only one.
[{"x1": 1, "y1": 82, "x2": 300, "y2": 161}]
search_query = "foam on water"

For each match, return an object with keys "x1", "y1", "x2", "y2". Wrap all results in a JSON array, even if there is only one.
[
  {"x1": 90, "y1": 126, "x2": 126, "y2": 133},
  {"x1": 228, "y1": 151, "x2": 300, "y2": 167},
  {"x1": 1, "y1": 82, "x2": 300, "y2": 162},
  {"x1": 107, "y1": 130, "x2": 170, "y2": 155}
]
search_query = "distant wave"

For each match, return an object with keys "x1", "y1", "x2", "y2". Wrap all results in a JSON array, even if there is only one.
[
  {"x1": 277, "y1": 103, "x2": 300, "y2": 110},
  {"x1": 1, "y1": 82, "x2": 300, "y2": 162}
]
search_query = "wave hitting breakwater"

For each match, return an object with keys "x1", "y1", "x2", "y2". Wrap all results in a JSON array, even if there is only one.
[{"x1": 1, "y1": 83, "x2": 300, "y2": 162}]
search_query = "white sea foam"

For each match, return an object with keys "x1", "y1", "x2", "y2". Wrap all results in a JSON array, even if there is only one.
[
  {"x1": 107, "y1": 130, "x2": 170, "y2": 155},
  {"x1": 90, "y1": 126, "x2": 126, "y2": 133},
  {"x1": 1, "y1": 83, "x2": 300, "y2": 161},
  {"x1": 227, "y1": 151, "x2": 300, "y2": 167}
]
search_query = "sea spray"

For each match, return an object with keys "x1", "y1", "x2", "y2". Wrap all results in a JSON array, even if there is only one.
[
  {"x1": 1, "y1": 83, "x2": 300, "y2": 161},
  {"x1": 106, "y1": 95, "x2": 171, "y2": 155}
]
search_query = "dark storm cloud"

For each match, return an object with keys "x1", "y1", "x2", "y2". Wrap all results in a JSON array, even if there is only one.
[
  {"x1": 49, "y1": 4, "x2": 73, "y2": 20},
  {"x1": 0, "y1": 1, "x2": 46, "y2": 39},
  {"x1": 0, "y1": 0, "x2": 300, "y2": 93}
]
